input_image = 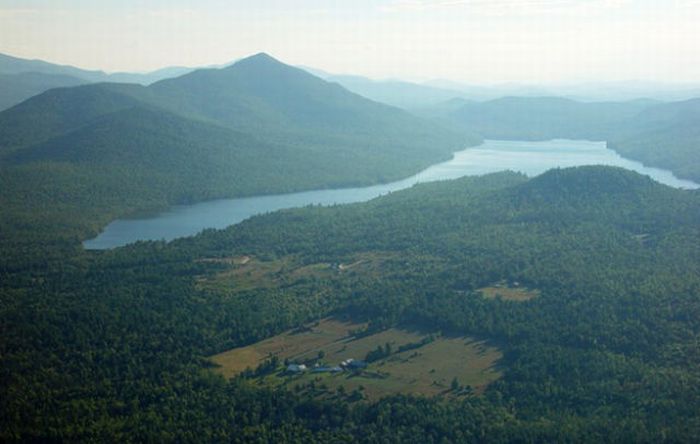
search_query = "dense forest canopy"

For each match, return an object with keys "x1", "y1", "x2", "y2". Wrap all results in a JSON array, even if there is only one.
[{"x1": 2, "y1": 166, "x2": 700, "y2": 441}]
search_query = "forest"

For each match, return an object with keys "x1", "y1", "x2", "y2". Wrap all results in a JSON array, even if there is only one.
[{"x1": 2, "y1": 166, "x2": 700, "y2": 442}]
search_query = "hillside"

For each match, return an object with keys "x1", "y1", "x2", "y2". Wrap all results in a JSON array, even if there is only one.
[
  {"x1": 0, "y1": 53, "x2": 472, "y2": 262},
  {"x1": 2, "y1": 166, "x2": 700, "y2": 440}
]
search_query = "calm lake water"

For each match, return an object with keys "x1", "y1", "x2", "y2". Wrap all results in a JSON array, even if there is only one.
[{"x1": 84, "y1": 139, "x2": 699, "y2": 249}]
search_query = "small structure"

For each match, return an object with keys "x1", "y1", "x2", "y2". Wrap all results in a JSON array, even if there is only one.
[
  {"x1": 312, "y1": 366, "x2": 344, "y2": 373},
  {"x1": 347, "y1": 360, "x2": 368, "y2": 370},
  {"x1": 286, "y1": 364, "x2": 307, "y2": 373},
  {"x1": 340, "y1": 358, "x2": 368, "y2": 370},
  {"x1": 340, "y1": 358, "x2": 355, "y2": 367}
]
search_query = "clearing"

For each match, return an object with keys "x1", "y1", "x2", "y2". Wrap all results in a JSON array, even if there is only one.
[
  {"x1": 210, "y1": 317, "x2": 502, "y2": 400},
  {"x1": 196, "y1": 251, "x2": 403, "y2": 295},
  {"x1": 478, "y1": 281, "x2": 539, "y2": 301}
]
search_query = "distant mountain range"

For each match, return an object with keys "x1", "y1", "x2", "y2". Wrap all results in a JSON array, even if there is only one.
[
  {"x1": 423, "y1": 79, "x2": 700, "y2": 103},
  {"x1": 0, "y1": 52, "x2": 205, "y2": 110},
  {"x1": 4, "y1": 50, "x2": 700, "y2": 111},
  {"x1": 304, "y1": 71, "x2": 472, "y2": 110},
  {"x1": 0, "y1": 51, "x2": 203, "y2": 83},
  {"x1": 307, "y1": 66, "x2": 700, "y2": 108}
]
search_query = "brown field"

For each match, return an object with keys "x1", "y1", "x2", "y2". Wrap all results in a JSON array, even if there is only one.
[
  {"x1": 478, "y1": 281, "x2": 539, "y2": 301},
  {"x1": 210, "y1": 318, "x2": 503, "y2": 401}
]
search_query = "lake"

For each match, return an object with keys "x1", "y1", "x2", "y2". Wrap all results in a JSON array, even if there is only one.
[{"x1": 84, "y1": 139, "x2": 699, "y2": 249}]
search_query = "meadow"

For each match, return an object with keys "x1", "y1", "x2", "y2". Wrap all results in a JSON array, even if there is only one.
[{"x1": 211, "y1": 318, "x2": 502, "y2": 400}]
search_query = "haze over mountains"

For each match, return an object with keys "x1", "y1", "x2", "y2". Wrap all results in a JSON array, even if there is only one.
[{"x1": 5, "y1": 50, "x2": 700, "y2": 113}]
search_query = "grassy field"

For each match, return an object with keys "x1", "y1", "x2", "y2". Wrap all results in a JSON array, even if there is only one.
[
  {"x1": 196, "y1": 252, "x2": 402, "y2": 295},
  {"x1": 478, "y1": 281, "x2": 539, "y2": 301},
  {"x1": 210, "y1": 318, "x2": 503, "y2": 400},
  {"x1": 210, "y1": 318, "x2": 366, "y2": 378}
]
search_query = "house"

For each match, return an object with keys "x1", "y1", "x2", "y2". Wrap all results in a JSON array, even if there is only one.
[
  {"x1": 286, "y1": 364, "x2": 307, "y2": 373},
  {"x1": 339, "y1": 358, "x2": 367, "y2": 370},
  {"x1": 312, "y1": 366, "x2": 344, "y2": 373},
  {"x1": 347, "y1": 360, "x2": 368, "y2": 369},
  {"x1": 340, "y1": 358, "x2": 355, "y2": 367}
]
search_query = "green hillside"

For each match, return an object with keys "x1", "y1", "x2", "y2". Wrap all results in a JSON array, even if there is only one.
[
  {"x1": 609, "y1": 99, "x2": 700, "y2": 181},
  {"x1": 0, "y1": 83, "x2": 146, "y2": 151},
  {"x1": 2, "y1": 166, "x2": 699, "y2": 441}
]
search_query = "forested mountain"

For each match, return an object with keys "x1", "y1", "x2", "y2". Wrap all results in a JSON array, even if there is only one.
[
  {"x1": 0, "y1": 53, "x2": 471, "y2": 262},
  {"x1": 608, "y1": 99, "x2": 700, "y2": 182},
  {"x1": 431, "y1": 96, "x2": 700, "y2": 182},
  {"x1": 0, "y1": 54, "x2": 467, "y2": 165},
  {"x1": 2, "y1": 166, "x2": 699, "y2": 441}
]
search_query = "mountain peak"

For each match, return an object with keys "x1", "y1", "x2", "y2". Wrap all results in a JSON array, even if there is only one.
[
  {"x1": 249, "y1": 52, "x2": 276, "y2": 60},
  {"x1": 232, "y1": 52, "x2": 283, "y2": 68}
]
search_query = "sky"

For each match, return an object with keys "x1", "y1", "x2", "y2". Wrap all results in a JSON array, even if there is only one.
[{"x1": 1, "y1": 0, "x2": 699, "y2": 84}]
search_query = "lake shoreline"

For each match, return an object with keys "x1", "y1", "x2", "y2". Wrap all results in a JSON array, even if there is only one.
[{"x1": 84, "y1": 139, "x2": 699, "y2": 250}]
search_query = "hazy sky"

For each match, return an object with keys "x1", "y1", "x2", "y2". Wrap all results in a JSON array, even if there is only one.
[{"x1": 1, "y1": 0, "x2": 699, "y2": 84}]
